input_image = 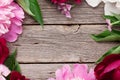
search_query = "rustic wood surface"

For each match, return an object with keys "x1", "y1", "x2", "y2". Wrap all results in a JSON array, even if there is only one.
[
  {"x1": 10, "y1": 0, "x2": 117, "y2": 80},
  {"x1": 24, "y1": 0, "x2": 105, "y2": 24}
]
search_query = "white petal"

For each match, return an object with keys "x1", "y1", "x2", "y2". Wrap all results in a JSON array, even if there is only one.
[
  {"x1": 86, "y1": 0, "x2": 102, "y2": 7},
  {"x1": 116, "y1": 2, "x2": 120, "y2": 9},
  {"x1": 104, "y1": 2, "x2": 120, "y2": 15},
  {"x1": 103, "y1": 0, "x2": 117, "y2": 3},
  {"x1": 0, "y1": 76, "x2": 6, "y2": 80}
]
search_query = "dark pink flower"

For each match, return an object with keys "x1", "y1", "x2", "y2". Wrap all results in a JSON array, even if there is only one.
[
  {"x1": 10, "y1": 71, "x2": 29, "y2": 80},
  {"x1": 0, "y1": 38, "x2": 9, "y2": 64},
  {"x1": 58, "y1": 3, "x2": 72, "y2": 18},
  {"x1": 94, "y1": 54, "x2": 120, "y2": 80}
]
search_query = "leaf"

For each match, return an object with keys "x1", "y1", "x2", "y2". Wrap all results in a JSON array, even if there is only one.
[
  {"x1": 91, "y1": 29, "x2": 120, "y2": 42},
  {"x1": 4, "y1": 49, "x2": 21, "y2": 72},
  {"x1": 16, "y1": 0, "x2": 34, "y2": 16},
  {"x1": 104, "y1": 15, "x2": 120, "y2": 26},
  {"x1": 16, "y1": 0, "x2": 44, "y2": 26},
  {"x1": 96, "y1": 45, "x2": 120, "y2": 63},
  {"x1": 29, "y1": 0, "x2": 44, "y2": 27},
  {"x1": 112, "y1": 13, "x2": 120, "y2": 20}
]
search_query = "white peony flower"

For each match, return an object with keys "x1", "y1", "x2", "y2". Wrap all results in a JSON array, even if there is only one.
[{"x1": 86, "y1": 0, "x2": 120, "y2": 15}]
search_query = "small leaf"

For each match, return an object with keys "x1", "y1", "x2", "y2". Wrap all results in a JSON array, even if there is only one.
[
  {"x1": 104, "y1": 15, "x2": 120, "y2": 26},
  {"x1": 16, "y1": 0, "x2": 44, "y2": 27},
  {"x1": 4, "y1": 49, "x2": 21, "y2": 72},
  {"x1": 112, "y1": 13, "x2": 120, "y2": 20},
  {"x1": 29, "y1": 0, "x2": 44, "y2": 27},
  {"x1": 96, "y1": 45, "x2": 120, "y2": 63},
  {"x1": 91, "y1": 29, "x2": 120, "y2": 42}
]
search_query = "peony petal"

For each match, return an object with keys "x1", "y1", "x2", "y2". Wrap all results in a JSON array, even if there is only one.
[
  {"x1": 104, "y1": 2, "x2": 120, "y2": 15},
  {"x1": 87, "y1": 69, "x2": 96, "y2": 80},
  {"x1": 0, "y1": 76, "x2": 6, "y2": 80},
  {"x1": 85, "y1": 0, "x2": 102, "y2": 7},
  {"x1": 73, "y1": 64, "x2": 88, "y2": 79},
  {"x1": 10, "y1": 23, "x2": 23, "y2": 34},
  {"x1": 11, "y1": 2, "x2": 25, "y2": 20},
  {"x1": 3, "y1": 31, "x2": 18, "y2": 42},
  {"x1": 0, "y1": 64, "x2": 10, "y2": 77},
  {"x1": 55, "y1": 65, "x2": 72, "y2": 80},
  {"x1": 113, "y1": 68, "x2": 120, "y2": 80},
  {"x1": 101, "y1": 60, "x2": 120, "y2": 76},
  {"x1": 0, "y1": 0, "x2": 13, "y2": 7}
]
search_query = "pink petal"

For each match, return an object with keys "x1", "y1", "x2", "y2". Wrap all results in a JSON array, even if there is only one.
[
  {"x1": 106, "y1": 19, "x2": 112, "y2": 31},
  {"x1": 0, "y1": 64, "x2": 11, "y2": 77},
  {"x1": 0, "y1": 0, "x2": 13, "y2": 7},
  {"x1": 10, "y1": 23, "x2": 23, "y2": 34},
  {"x1": 73, "y1": 64, "x2": 88, "y2": 79},
  {"x1": 0, "y1": 76, "x2": 6, "y2": 80},
  {"x1": 56, "y1": 65, "x2": 72, "y2": 80},
  {"x1": 101, "y1": 60, "x2": 120, "y2": 77},
  {"x1": 88, "y1": 69, "x2": 96, "y2": 80},
  {"x1": 3, "y1": 30, "x2": 18, "y2": 42},
  {"x1": 11, "y1": 2, "x2": 25, "y2": 20},
  {"x1": 113, "y1": 68, "x2": 120, "y2": 80}
]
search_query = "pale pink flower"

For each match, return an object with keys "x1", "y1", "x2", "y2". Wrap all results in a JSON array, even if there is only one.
[
  {"x1": 0, "y1": 64, "x2": 11, "y2": 80},
  {"x1": 0, "y1": 0, "x2": 24, "y2": 42},
  {"x1": 106, "y1": 19, "x2": 112, "y2": 31},
  {"x1": 58, "y1": 3, "x2": 72, "y2": 18},
  {"x1": 48, "y1": 64, "x2": 96, "y2": 80}
]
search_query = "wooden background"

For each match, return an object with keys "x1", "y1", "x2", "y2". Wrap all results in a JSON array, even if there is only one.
[{"x1": 9, "y1": 0, "x2": 119, "y2": 80}]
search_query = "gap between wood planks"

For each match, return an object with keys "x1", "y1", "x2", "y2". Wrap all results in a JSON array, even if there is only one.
[{"x1": 8, "y1": 25, "x2": 118, "y2": 64}]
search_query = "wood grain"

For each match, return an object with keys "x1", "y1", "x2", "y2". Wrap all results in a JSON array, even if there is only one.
[
  {"x1": 8, "y1": 25, "x2": 118, "y2": 63},
  {"x1": 23, "y1": 0, "x2": 105, "y2": 24},
  {"x1": 21, "y1": 64, "x2": 95, "y2": 80}
]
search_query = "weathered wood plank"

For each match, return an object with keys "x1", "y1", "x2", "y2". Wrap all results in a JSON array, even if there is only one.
[
  {"x1": 23, "y1": 0, "x2": 105, "y2": 24},
  {"x1": 21, "y1": 64, "x2": 95, "y2": 80},
  {"x1": 8, "y1": 25, "x2": 118, "y2": 63}
]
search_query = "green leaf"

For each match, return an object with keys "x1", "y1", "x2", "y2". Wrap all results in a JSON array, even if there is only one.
[
  {"x1": 112, "y1": 13, "x2": 120, "y2": 20},
  {"x1": 104, "y1": 15, "x2": 118, "y2": 22},
  {"x1": 4, "y1": 49, "x2": 21, "y2": 72},
  {"x1": 16, "y1": 0, "x2": 34, "y2": 16},
  {"x1": 104, "y1": 14, "x2": 120, "y2": 26},
  {"x1": 91, "y1": 29, "x2": 120, "y2": 42},
  {"x1": 96, "y1": 45, "x2": 120, "y2": 63},
  {"x1": 29, "y1": 0, "x2": 44, "y2": 27},
  {"x1": 16, "y1": 0, "x2": 44, "y2": 26}
]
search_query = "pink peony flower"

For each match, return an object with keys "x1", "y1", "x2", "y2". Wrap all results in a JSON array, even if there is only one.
[
  {"x1": 0, "y1": 0, "x2": 24, "y2": 42},
  {"x1": 0, "y1": 64, "x2": 11, "y2": 80},
  {"x1": 48, "y1": 64, "x2": 96, "y2": 80}
]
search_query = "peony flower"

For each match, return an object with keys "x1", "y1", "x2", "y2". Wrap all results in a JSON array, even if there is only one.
[
  {"x1": 94, "y1": 54, "x2": 120, "y2": 80},
  {"x1": 0, "y1": 0, "x2": 24, "y2": 42},
  {"x1": 85, "y1": 0, "x2": 120, "y2": 15},
  {"x1": 0, "y1": 38, "x2": 9, "y2": 64},
  {"x1": 58, "y1": 3, "x2": 72, "y2": 18},
  {"x1": 0, "y1": 64, "x2": 11, "y2": 80},
  {"x1": 51, "y1": 0, "x2": 82, "y2": 18},
  {"x1": 10, "y1": 71, "x2": 29, "y2": 80},
  {"x1": 48, "y1": 64, "x2": 96, "y2": 80}
]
